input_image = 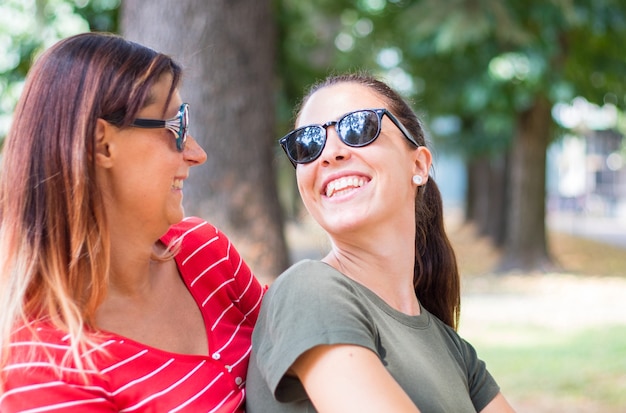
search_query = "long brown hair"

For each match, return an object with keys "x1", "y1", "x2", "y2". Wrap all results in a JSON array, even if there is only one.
[
  {"x1": 296, "y1": 73, "x2": 461, "y2": 330},
  {"x1": 0, "y1": 32, "x2": 182, "y2": 373}
]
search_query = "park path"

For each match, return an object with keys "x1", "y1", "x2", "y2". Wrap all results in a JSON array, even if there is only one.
[{"x1": 460, "y1": 273, "x2": 626, "y2": 334}]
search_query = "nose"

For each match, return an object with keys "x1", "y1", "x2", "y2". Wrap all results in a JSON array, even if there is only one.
[
  {"x1": 183, "y1": 134, "x2": 207, "y2": 165},
  {"x1": 319, "y1": 124, "x2": 350, "y2": 165}
]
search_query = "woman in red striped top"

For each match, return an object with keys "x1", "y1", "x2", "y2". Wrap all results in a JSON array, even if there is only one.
[{"x1": 0, "y1": 32, "x2": 264, "y2": 412}]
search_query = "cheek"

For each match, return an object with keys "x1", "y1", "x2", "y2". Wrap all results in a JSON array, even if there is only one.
[
  {"x1": 371, "y1": 143, "x2": 413, "y2": 172},
  {"x1": 295, "y1": 167, "x2": 315, "y2": 195},
  {"x1": 295, "y1": 168, "x2": 322, "y2": 214},
  {"x1": 126, "y1": 155, "x2": 174, "y2": 190}
]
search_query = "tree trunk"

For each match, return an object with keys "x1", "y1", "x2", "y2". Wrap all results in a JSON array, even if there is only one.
[
  {"x1": 465, "y1": 157, "x2": 484, "y2": 224},
  {"x1": 485, "y1": 153, "x2": 508, "y2": 247},
  {"x1": 121, "y1": 0, "x2": 289, "y2": 284},
  {"x1": 498, "y1": 96, "x2": 555, "y2": 272},
  {"x1": 465, "y1": 153, "x2": 508, "y2": 250}
]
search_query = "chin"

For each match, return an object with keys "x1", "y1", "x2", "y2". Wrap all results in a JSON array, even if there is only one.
[
  {"x1": 322, "y1": 215, "x2": 362, "y2": 234},
  {"x1": 167, "y1": 208, "x2": 186, "y2": 227}
]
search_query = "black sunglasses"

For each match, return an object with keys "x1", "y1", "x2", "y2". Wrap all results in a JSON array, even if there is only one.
[
  {"x1": 130, "y1": 103, "x2": 189, "y2": 152},
  {"x1": 279, "y1": 108, "x2": 419, "y2": 166}
]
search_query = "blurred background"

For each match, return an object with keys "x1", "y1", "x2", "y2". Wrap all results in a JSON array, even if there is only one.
[{"x1": 1, "y1": 1, "x2": 624, "y2": 411}]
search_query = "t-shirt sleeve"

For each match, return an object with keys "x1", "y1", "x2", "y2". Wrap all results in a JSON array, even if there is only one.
[
  {"x1": 456, "y1": 334, "x2": 501, "y2": 411},
  {"x1": 252, "y1": 260, "x2": 378, "y2": 402}
]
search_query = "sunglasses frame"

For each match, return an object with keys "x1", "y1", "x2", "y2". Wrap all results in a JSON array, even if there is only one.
[
  {"x1": 130, "y1": 102, "x2": 189, "y2": 152},
  {"x1": 279, "y1": 108, "x2": 419, "y2": 166}
]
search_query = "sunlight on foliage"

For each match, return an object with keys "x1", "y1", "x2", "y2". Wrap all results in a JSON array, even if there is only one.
[{"x1": 0, "y1": 0, "x2": 86, "y2": 139}]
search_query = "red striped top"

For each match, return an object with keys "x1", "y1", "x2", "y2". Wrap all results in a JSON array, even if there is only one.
[{"x1": 0, "y1": 217, "x2": 265, "y2": 412}]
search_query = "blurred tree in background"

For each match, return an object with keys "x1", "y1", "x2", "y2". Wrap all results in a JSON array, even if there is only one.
[
  {"x1": 120, "y1": 0, "x2": 289, "y2": 284},
  {"x1": 275, "y1": 0, "x2": 626, "y2": 273},
  {"x1": 1, "y1": 0, "x2": 625, "y2": 276}
]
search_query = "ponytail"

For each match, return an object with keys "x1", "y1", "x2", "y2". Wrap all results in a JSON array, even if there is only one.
[{"x1": 413, "y1": 178, "x2": 460, "y2": 330}]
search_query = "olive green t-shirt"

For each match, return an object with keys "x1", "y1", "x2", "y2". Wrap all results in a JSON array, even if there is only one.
[{"x1": 246, "y1": 260, "x2": 500, "y2": 413}]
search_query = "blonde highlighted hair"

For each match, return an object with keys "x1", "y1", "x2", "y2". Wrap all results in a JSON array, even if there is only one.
[{"x1": 0, "y1": 32, "x2": 182, "y2": 381}]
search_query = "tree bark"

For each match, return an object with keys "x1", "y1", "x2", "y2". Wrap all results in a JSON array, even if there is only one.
[
  {"x1": 464, "y1": 157, "x2": 484, "y2": 225},
  {"x1": 465, "y1": 153, "x2": 508, "y2": 250},
  {"x1": 485, "y1": 153, "x2": 508, "y2": 247},
  {"x1": 121, "y1": 0, "x2": 288, "y2": 283},
  {"x1": 498, "y1": 96, "x2": 555, "y2": 272}
]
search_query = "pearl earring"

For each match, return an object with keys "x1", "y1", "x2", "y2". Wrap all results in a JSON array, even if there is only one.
[{"x1": 412, "y1": 175, "x2": 423, "y2": 185}]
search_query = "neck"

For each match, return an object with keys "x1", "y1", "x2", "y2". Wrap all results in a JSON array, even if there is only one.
[
  {"x1": 322, "y1": 225, "x2": 419, "y2": 315},
  {"x1": 107, "y1": 226, "x2": 167, "y2": 297}
]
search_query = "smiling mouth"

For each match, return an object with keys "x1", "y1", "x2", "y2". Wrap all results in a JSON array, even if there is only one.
[
  {"x1": 325, "y1": 176, "x2": 367, "y2": 198},
  {"x1": 173, "y1": 179, "x2": 184, "y2": 190}
]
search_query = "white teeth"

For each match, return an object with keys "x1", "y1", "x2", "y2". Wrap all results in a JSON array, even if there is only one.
[
  {"x1": 173, "y1": 179, "x2": 184, "y2": 190},
  {"x1": 325, "y1": 176, "x2": 366, "y2": 197}
]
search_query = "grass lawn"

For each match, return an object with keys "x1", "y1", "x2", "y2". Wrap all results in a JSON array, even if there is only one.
[
  {"x1": 450, "y1": 223, "x2": 626, "y2": 412},
  {"x1": 468, "y1": 325, "x2": 626, "y2": 412}
]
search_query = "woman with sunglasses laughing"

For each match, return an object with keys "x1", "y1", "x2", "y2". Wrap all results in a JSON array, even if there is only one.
[
  {"x1": 247, "y1": 73, "x2": 515, "y2": 413},
  {"x1": 0, "y1": 33, "x2": 264, "y2": 412}
]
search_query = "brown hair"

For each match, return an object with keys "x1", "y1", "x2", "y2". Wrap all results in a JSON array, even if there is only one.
[
  {"x1": 296, "y1": 73, "x2": 461, "y2": 329},
  {"x1": 0, "y1": 32, "x2": 182, "y2": 374}
]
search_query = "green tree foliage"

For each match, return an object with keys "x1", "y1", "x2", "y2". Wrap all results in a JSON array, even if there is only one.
[
  {"x1": 388, "y1": 0, "x2": 626, "y2": 270},
  {"x1": 73, "y1": 0, "x2": 118, "y2": 33},
  {"x1": 285, "y1": 0, "x2": 626, "y2": 150},
  {"x1": 275, "y1": 0, "x2": 626, "y2": 271},
  {"x1": 0, "y1": 0, "x2": 118, "y2": 141}
]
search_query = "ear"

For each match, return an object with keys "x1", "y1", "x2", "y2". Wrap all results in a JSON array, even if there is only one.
[
  {"x1": 94, "y1": 118, "x2": 114, "y2": 168},
  {"x1": 412, "y1": 146, "x2": 432, "y2": 184}
]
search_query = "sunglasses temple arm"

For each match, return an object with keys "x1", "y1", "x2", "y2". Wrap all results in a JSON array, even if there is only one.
[
  {"x1": 280, "y1": 142, "x2": 298, "y2": 168},
  {"x1": 164, "y1": 119, "x2": 181, "y2": 134},
  {"x1": 386, "y1": 115, "x2": 419, "y2": 147},
  {"x1": 131, "y1": 119, "x2": 165, "y2": 128}
]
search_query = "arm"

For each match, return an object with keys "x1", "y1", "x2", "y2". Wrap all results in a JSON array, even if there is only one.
[
  {"x1": 479, "y1": 393, "x2": 516, "y2": 413},
  {"x1": 292, "y1": 344, "x2": 421, "y2": 413}
]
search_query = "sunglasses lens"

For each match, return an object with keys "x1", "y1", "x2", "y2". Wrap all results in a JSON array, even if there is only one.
[
  {"x1": 284, "y1": 126, "x2": 325, "y2": 164},
  {"x1": 337, "y1": 110, "x2": 380, "y2": 147},
  {"x1": 178, "y1": 104, "x2": 189, "y2": 151}
]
